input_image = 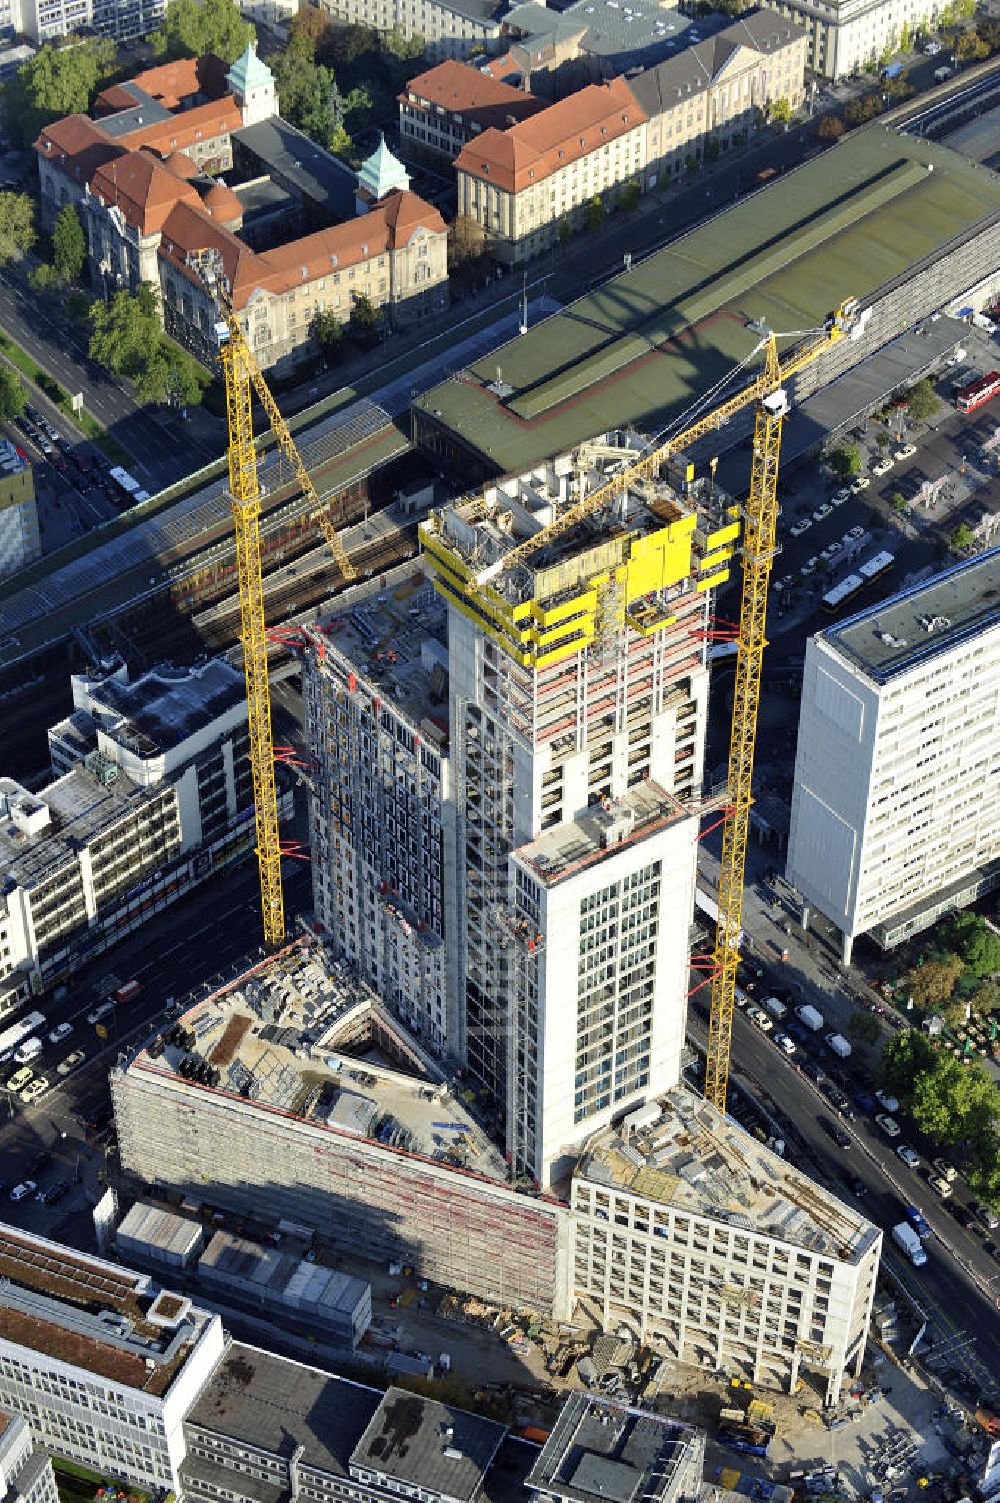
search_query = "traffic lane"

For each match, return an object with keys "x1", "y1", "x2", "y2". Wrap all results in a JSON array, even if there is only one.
[{"x1": 728, "y1": 1013, "x2": 1000, "y2": 1380}]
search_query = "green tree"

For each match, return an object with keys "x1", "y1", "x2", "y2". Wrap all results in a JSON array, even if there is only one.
[
  {"x1": 905, "y1": 377, "x2": 939, "y2": 422},
  {"x1": 558, "y1": 216, "x2": 571, "y2": 244},
  {"x1": 272, "y1": 45, "x2": 337, "y2": 144},
  {"x1": 815, "y1": 113, "x2": 845, "y2": 141},
  {"x1": 617, "y1": 182, "x2": 640, "y2": 211},
  {"x1": 0, "y1": 365, "x2": 26, "y2": 420},
  {"x1": 685, "y1": 153, "x2": 699, "y2": 174},
  {"x1": 89, "y1": 283, "x2": 162, "y2": 378},
  {"x1": 52, "y1": 202, "x2": 87, "y2": 283},
  {"x1": 28, "y1": 261, "x2": 60, "y2": 292},
  {"x1": 323, "y1": 22, "x2": 378, "y2": 66},
  {"x1": 970, "y1": 979, "x2": 1000, "y2": 1014},
  {"x1": 846, "y1": 1009, "x2": 882, "y2": 1045},
  {"x1": 704, "y1": 136, "x2": 721, "y2": 161},
  {"x1": 968, "y1": 1133, "x2": 1000, "y2": 1207},
  {"x1": 828, "y1": 443, "x2": 861, "y2": 479},
  {"x1": 0, "y1": 191, "x2": 35, "y2": 265},
  {"x1": 957, "y1": 28, "x2": 988, "y2": 59},
  {"x1": 910, "y1": 1054, "x2": 998, "y2": 1146},
  {"x1": 2, "y1": 38, "x2": 115, "y2": 146},
  {"x1": 769, "y1": 96, "x2": 792, "y2": 124},
  {"x1": 950, "y1": 522, "x2": 975, "y2": 552},
  {"x1": 289, "y1": 3, "x2": 334, "y2": 56},
  {"x1": 962, "y1": 928, "x2": 1000, "y2": 978},
  {"x1": 881, "y1": 1029, "x2": 938, "y2": 1101},
  {"x1": 448, "y1": 213, "x2": 487, "y2": 270},
  {"x1": 152, "y1": 0, "x2": 254, "y2": 61},
  {"x1": 875, "y1": 429, "x2": 890, "y2": 449},
  {"x1": 134, "y1": 341, "x2": 208, "y2": 407},
  {"x1": 904, "y1": 953, "x2": 964, "y2": 1011},
  {"x1": 583, "y1": 194, "x2": 605, "y2": 229},
  {"x1": 342, "y1": 82, "x2": 374, "y2": 133},
  {"x1": 383, "y1": 23, "x2": 425, "y2": 58},
  {"x1": 891, "y1": 491, "x2": 907, "y2": 512},
  {"x1": 311, "y1": 308, "x2": 343, "y2": 354},
  {"x1": 899, "y1": 20, "x2": 912, "y2": 50},
  {"x1": 349, "y1": 291, "x2": 382, "y2": 348}
]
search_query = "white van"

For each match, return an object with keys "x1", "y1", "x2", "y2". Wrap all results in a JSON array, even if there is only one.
[{"x1": 763, "y1": 996, "x2": 788, "y2": 1021}]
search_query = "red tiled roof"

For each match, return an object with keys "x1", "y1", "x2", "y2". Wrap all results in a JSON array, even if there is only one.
[
  {"x1": 401, "y1": 59, "x2": 543, "y2": 131},
  {"x1": 89, "y1": 149, "x2": 202, "y2": 235},
  {"x1": 160, "y1": 189, "x2": 445, "y2": 309},
  {"x1": 117, "y1": 96, "x2": 242, "y2": 154},
  {"x1": 453, "y1": 76, "x2": 644, "y2": 193},
  {"x1": 95, "y1": 54, "x2": 230, "y2": 114},
  {"x1": 34, "y1": 114, "x2": 126, "y2": 185}
]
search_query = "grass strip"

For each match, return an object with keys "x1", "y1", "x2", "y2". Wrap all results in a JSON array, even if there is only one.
[{"x1": 0, "y1": 330, "x2": 111, "y2": 447}]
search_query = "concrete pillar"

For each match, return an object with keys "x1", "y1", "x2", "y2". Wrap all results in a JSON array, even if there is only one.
[
  {"x1": 800, "y1": 903, "x2": 811, "y2": 932},
  {"x1": 841, "y1": 930, "x2": 854, "y2": 966},
  {"x1": 788, "y1": 1348, "x2": 801, "y2": 1393}
]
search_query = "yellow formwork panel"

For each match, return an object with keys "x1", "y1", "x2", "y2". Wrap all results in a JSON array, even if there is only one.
[
  {"x1": 697, "y1": 569, "x2": 730, "y2": 592},
  {"x1": 706, "y1": 519, "x2": 741, "y2": 550},
  {"x1": 700, "y1": 546, "x2": 735, "y2": 573},
  {"x1": 530, "y1": 590, "x2": 598, "y2": 628}
]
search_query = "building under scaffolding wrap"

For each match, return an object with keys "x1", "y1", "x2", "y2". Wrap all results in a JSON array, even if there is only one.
[{"x1": 417, "y1": 436, "x2": 736, "y2": 1188}]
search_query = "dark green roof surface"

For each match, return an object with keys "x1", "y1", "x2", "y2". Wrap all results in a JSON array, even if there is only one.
[{"x1": 415, "y1": 127, "x2": 1000, "y2": 474}]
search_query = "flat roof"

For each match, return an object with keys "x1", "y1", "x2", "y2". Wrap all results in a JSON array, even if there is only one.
[
  {"x1": 234, "y1": 117, "x2": 358, "y2": 218},
  {"x1": 509, "y1": 0, "x2": 697, "y2": 67},
  {"x1": 198, "y1": 1229, "x2": 368, "y2": 1317},
  {"x1": 351, "y1": 1387, "x2": 506, "y2": 1500},
  {"x1": 527, "y1": 1393, "x2": 702, "y2": 1503},
  {"x1": 308, "y1": 566, "x2": 449, "y2": 745},
  {"x1": 187, "y1": 1341, "x2": 380, "y2": 1471},
  {"x1": 0, "y1": 766, "x2": 159, "y2": 892},
  {"x1": 91, "y1": 658, "x2": 246, "y2": 756},
  {"x1": 117, "y1": 1201, "x2": 204, "y2": 1260},
  {"x1": 823, "y1": 545, "x2": 1000, "y2": 683},
  {"x1": 514, "y1": 781, "x2": 689, "y2": 888},
  {"x1": 414, "y1": 129, "x2": 1000, "y2": 476},
  {"x1": 577, "y1": 1085, "x2": 875, "y2": 1263},
  {"x1": 130, "y1": 937, "x2": 510, "y2": 1185}
]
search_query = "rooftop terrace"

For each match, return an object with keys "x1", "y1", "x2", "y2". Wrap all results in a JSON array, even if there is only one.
[
  {"x1": 578, "y1": 1086, "x2": 875, "y2": 1263},
  {"x1": 308, "y1": 563, "x2": 449, "y2": 743},
  {"x1": 823, "y1": 545, "x2": 1000, "y2": 683},
  {"x1": 0, "y1": 1223, "x2": 205, "y2": 1397},
  {"x1": 132, "y1": 937, "x2": 510, "y2": 1185},
  {"x1": 414, "y1": 129, "x2": 1000, "y2": 476}
]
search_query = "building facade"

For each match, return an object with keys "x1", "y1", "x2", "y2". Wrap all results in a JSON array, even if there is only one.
[
  {"x1": 0, "y1": 1412, "x2": 58, "y2": 1503},
  {"x1": 572, "y1": 1088, "x2": 881, "y2": 1405},
  {"x1": 630, "y1": 10, "x2": 806, "y2": 187},
  {"x1": 786, "y1": 550, "x2": 1000, "y2": 961},
  {"x1": 417, "y1": 445, "x2": 728, "y2": 1187},
  {"x1": 0, "y1": 658, "x2": 279, "y2": 1012},
  {"x1": 317, "y1": 0, "x2": 505, "y2": 60},
  {"x1": 0, "y1": 1225, "x2": 225, "y2": 1495},
  {"x1": 399, "y1": 60, "x2": 544, "y2": 162},
  {"x1": 0, "y1": 441, "x2": 39, "y2": 583},
  {"x1": 769, "y1": 0, "x2": 939, "y2": 78},
  {"x1": 11, "y1": 0, "x2": 163, "y2": 44},
  {"x1": 454, "y1": 76, "x2": 646, "y2": 265}
]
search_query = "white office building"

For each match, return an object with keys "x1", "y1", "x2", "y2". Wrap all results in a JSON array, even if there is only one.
[
  {"x1": 786, "y1": 549, "x2": 1000, "y2": 961},
  {"x1": 0, "y1": 1224, "x2": 224, "y2": 1494},
  {"x1": 770, "y1": 0, "x2": 940, "y2": 78},
  {"x1": 0, "y1": 658, "x2": 288, "y2": 1012},
  {"x1": 0, "y1": 1411, "x2": 58, "y2": 1503}
]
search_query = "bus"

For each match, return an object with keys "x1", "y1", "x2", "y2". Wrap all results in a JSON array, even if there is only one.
[
  {"x1": 0, "y1": 1010, "x2": 46, "y2": 1059},
  {"x1": 108, "y1": 466, "x2": 142, "y2": 505},
  {"x1": 956, "y1": 371, "x2": 1000, "y2": 414},
  {"x1": 822, "y1": 551, "x2": 895, "y2": 614}
]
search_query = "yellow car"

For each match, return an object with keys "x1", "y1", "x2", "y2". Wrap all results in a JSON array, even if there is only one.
[{"x1": 5, "y1": 1066, "x2": 32, "y2": 1094}]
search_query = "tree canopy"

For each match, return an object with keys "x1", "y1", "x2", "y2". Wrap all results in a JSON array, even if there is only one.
[
  {"x1": 0, "y1": 365, "x2": 26, "y2": 421},
  {"x1": 152, "y1": 0, "x2": 255, "y2": 62},
  {"x1": 905, "y1": 377, "x2": 939, "y2": 422},
  {"x1": 89, "y1": 283, "x2": 208, "y2": 406},
  {"x1": 271, "y1": 44, "x2": 339, "y2": 145},
  {"x1": 2, "y1": 39, "x2": 115, "y2": 147},
  {"x1": 52, "y1": 202, "x2": 87, "y2": 283},
  {"x1": 0, "y1": 191, "x2": 36, "y2": 265},
  {"x1": 828, "y1": 443, "x2": 861, "y2": 480},
  {"x1": 904, "y1": 953, "x2": 963, "y2": 1010},
  {"x1": 882, "y1": 1028, "x2": 1000, "y2": 1156}
]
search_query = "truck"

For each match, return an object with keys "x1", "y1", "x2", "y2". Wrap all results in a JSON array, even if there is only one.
[
  {"x1": 826, "y1": 1032, "x2": 852, "y2": 1058},
  {"x1": 892, "y1": 1221, "x2": 927, "y2": 1267},
  {"x1": 795, "y1": 1004, "x2": 824, "y2": 1032},
  {"x1": 0, "y1": 1011, "x2": 46, "y2": 1060},
  {"x1": 763, "y1": 995, "x2": 788, "y2": 1021}
]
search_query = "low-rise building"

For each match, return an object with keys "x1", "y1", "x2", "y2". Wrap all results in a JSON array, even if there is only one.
[
  {"x1": 0, "y1": 1411, "x2": 58, "y2": 1503},
  {"x1": 528, "y1": 1393, "x2": 704, "y2": 1503},
  {"x1": 399, "y1": 60, "x2": 544, "y2": 162},
  {"x1": 0, "y1": 657, "x2": 286, "y2": 1012},
  {"x1": 572, "y1": 1086, "x2": 880, "y2": 1404},
  {"x1": 0, "y1": 1223, "x2": 225, "y2": 1495},
  {"x1": 454, "y1": 75, "x2": 646, "y2": 264},
  {"x1": 787, "y1": 549, "x2": 1000, "y2": 959},
  {"x1": 317, "y1": 0, "x2": 506, "y2": 60},
  {"x1": 629, "y1": 9, "x2": 806, "y2": 187},
  {"x1": 0, "y1": 440, "x2": 39, "y2": 583},
  {"x1": 769, "y1": 0, "x2": 938, "y2": 78}
]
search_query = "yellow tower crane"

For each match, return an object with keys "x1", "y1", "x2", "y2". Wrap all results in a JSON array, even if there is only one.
[
  {"x1": 199, "y1": 254, "x2": 355, "y2": 948},
  {"x1": 471, "y1": 298, "x2": 863, "y2": 1111}
]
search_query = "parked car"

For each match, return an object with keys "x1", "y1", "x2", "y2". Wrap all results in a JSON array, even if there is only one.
[
  {"x1": 905, "y1": 1204, "x2": 932, "y2": 1238},
  {"x1": 87, "y1": 1001, "x2": 115, "y2": 1025},
  {"x1": 13, "y1": 1037, "x2": 42, "y2": 1065},
  {"x1": 831, "y1": 488, "x2": 851, "y2": 505},
  {"x1": 747, "y1": 1007, "x2": 774, "y2": 1034},
  {"x1": 822, "y1": 1084, "x2": 854, "y2": 1118},
  {"x1": 853, "y1": 1091, "x2": 877, "y2": 1115},
  {"x1": 819, "y1": 1116, "x2": 852, "y2": 1151},
  {"x1": 851, "y1": 477, "x2": 871, "y2": 493},
  {"x1": 844, "y1": 525, "x2": 866, "y2": 544},
  {"x1": 928, "y1": 1174, "x2": 953, "y2": 1200},
  {"x1": 21, "y1": 1077, "x2": 49, "y2": 1104},
  {"x1": 923, "y1": 39, "x2": 942, "y2": 54},
  {"x1": 801, "y1": 556, "x2": 819, "y2": 576},
  {"x1": 789, "y1": 517, "x2": 812, "y2": 538},
  {"x1": 773, "y1": 1031, "x2": 796, "y2": 1056},
  {"x1": 876, "y1": 1113, "x2": 901, "y2": 1138},
  {"x1": 812, "y1": 503, "x2": 833, "y2": 522},
  {"x1": 872, "y1": 459, "x2": 894, "y2": 478},
  {"x1": 9, "y1": 1181, "x2": 36, "y2": 1202},
  {"x1": 820, "y1": 543, "x2": 840, "y2": 562},
  {"x1": 799, "y1": 1057, "x2": 826, "y2": 1084},
  {"x1": 895, "y1": 443, "x2": 917, "y2": 460},
  {"x1": 972, "y1": 1201, "x2": 1000, "y2": 1231},
  {"x1": 897, "y1": 1144, "x2": 922, "y2": 1170},
  {"x1": 47, "y1": 1022, "x2": 73, "y2": 1045},
  {"x1": 5, "y1": 1067, "x2": 32, "y2": 1094},
  {"x1": 932, "y1": 1158, "x2": 957, "y2": 1183},
  {"x1": 56, "y1": 1049, "x2": 86, "y2": 1076},
  {"x1": 950, "y1": 1203, "x2": 974, "y2": 1228}
]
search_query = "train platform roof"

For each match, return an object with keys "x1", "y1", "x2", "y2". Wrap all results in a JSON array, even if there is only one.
[
  {"x1": 0, "y1": 402, "x2": 406, "y2": 671},
  {"x1": 413, "y1": 128, "x2": 1000, "y2": 476}
]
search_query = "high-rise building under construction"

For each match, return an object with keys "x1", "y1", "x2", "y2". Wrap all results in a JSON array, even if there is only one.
[{"x1": 304, "y1": 441, "x2": 737, "y2": 1188}]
